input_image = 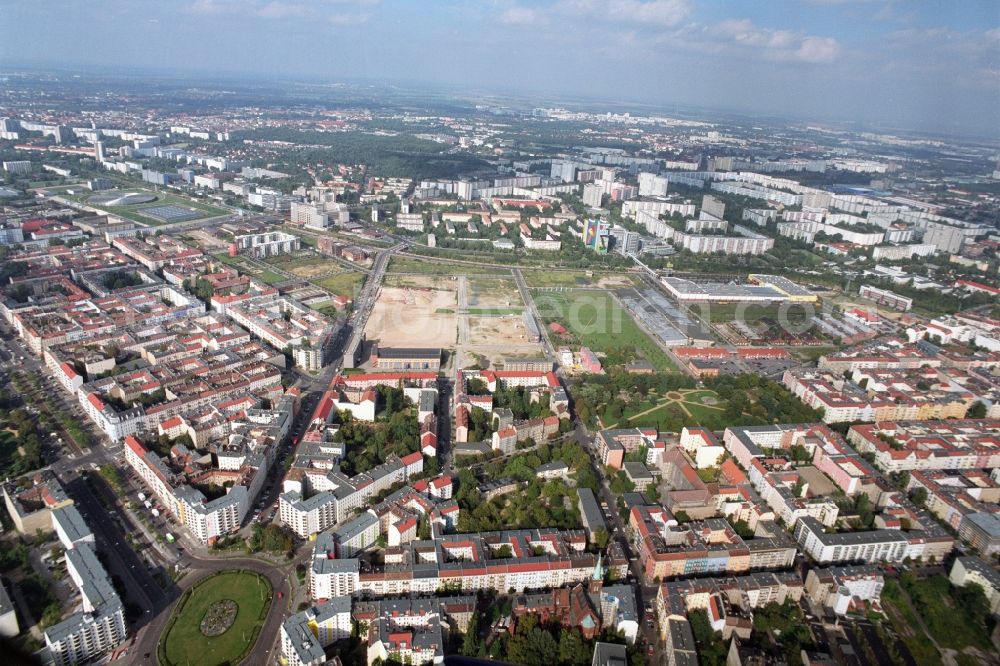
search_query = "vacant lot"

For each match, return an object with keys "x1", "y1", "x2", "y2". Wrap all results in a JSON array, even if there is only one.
[
  {"x1": 468, "y1": 314, "x2": 540, "y2": 348},
  {"x1": 160, "y1": 571, "x2": 272, "y2": 666},
  {"x1": 797, "y1": 466, "x2": 837, "y2": 496},
  {"x1": 388, "y1": 255, "x2": 507, "y2": 276},
  {"x1": 523, "y1": 270, "x2": 638, "y2": 289},
  {"x1": 383, "y1": 274, "x2": 462, "y2": 290},
  {"x1": 468, "y1": 277, "x2": 522, "y2": 309},
  {"x1": 264, "y1": 253, "x2": 338, "y2": 279},
  {"x1": 314, "y1": 272, "x2": 365, "y2": 298},
  {"x1": 212, "y1": 254, "x2": 286, "y2": 285},
  {"x1": 366, "y1": 285, "x2": 457, "y2": 347},
  {"x1": 533, "y1": 290, "x2": 676, "y2": 372}
]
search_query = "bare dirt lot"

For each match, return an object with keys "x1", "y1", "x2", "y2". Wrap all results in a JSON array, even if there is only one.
[
  {"x1": 383, "y1": 274, "x2": 458, "y2": 290},
  {"x1": 797, "y1": 465, "x2": 837, "y2": 497},
  {"x1": 288, "y1": 261, "x2": 337, "y2": 279},
  {"x1": 468, "y1": 315, "x2": 536, "y2": 346},
  {"x1": 468, "y1": 278, "x2": 522, "y2": 309},
  {"x1": 594, "y1": 274, "x2": 639, "y2": 289},
  {"x1": 365, "y1": 285, "x2": 457, "y2": 347},
  {"x1": 465, "y1": 315, "x2": 545, "y2": 367}
]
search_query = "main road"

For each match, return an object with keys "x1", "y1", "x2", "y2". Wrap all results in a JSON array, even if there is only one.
[{"x1": 341, "y1": 241, "x2": 405, "y2": 367}]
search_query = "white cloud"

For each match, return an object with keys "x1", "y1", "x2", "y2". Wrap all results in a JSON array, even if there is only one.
[
  {"x1": 557, "y1": 0, "x2": 692, "y2": 27},
  {"x1": 498, "y1": 6, "x2": 540, "y2": 26},
  {"x1": 254, "y1": 3, "x2": 311, "y2": 19},
  {"x1": 328, "y1": 11, "x2": 373, "y2": 26},
  {"x1": 713, "y1": 19, "x2": 841, "y2": 63},
  {"x1": 188, "y1": 0, "x2": 377, "y2": 23},
  {"x1": 789, "y1": 35, "x2": 841, "y2": 63}
]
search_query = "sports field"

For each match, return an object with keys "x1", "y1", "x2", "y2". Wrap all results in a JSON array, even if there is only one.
[
  {"x1": 159, "y1": 570, "x2": 272, "y2": 666},
  {"x1": 54, "y1": 184, "x2": 228, "y2": 225}
]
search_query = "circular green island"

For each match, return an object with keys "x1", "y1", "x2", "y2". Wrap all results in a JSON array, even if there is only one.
[{"x1": 159, "y1": 570, "x2": 273, "y2": 666}]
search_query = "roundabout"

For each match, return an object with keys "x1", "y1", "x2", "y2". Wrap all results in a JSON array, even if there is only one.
[{"x1": 159, "y1": 570, "x2": 272, "y2": 666}]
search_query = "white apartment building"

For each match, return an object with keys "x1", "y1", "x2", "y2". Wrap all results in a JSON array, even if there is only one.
[
  {"x1": 638, "y1": 172, "x2": 669, "y2": 197},
  {"x1": 396, "y1": 213, "x2": 424, "y2": 231},
  {"x1": 281, "y1": 597, "x2": 353, "y2": 666},
  {"x1": 3, "y1": 160, "x2": 31, "y2": 175},
  {"x1": 233, "y1": 230, "x2": 301, "y2": 258},
  {"x1": 794, "y1": 517, "x2": 907, "y2": 564},
  {"x1": 623, "y1": 200, "x2": 696, "y2": 219},
  {"x1": 582, "y1": 182, "x2": 604, "y2": 208},
  {"x1": 871, "y1": 244, "x2": 936, "y2": 261},
  {"x1": 950, "y1": 557, "x2": 1000, "y2": 616},
  {"x1": 922, "y1": 223, "x2": 966, "y2": 254},
  {"x1": 44, "y1": 539, "x2": 127, "y2": 665},
  {"x1": 290, "y1": 201, "x2": 329, "y2": 229}
]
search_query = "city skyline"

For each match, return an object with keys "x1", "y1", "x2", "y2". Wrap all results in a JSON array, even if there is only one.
[{"x1": 1, "y1": 0, "x2": 998, "y2": 137}]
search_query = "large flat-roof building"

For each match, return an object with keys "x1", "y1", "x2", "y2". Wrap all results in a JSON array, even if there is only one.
[{"x1": 372, "y1": 346, "x2": 442, "y2": 371}]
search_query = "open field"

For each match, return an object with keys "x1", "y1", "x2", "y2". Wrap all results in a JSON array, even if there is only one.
[
  {"x1": 159, "y1": 571, "x2": 272, "y2": 666},
  {"x1": 366, "y1": 284, "x2": 457, "y2": 347},
  {"x1": 533, "y1": 290, "x2": 677, "y2": 372},
  {"x1": 522, "y1": 269, "x2": 638, "y2": 289},
  {"x1": 212, "y1": 254, "x2": 286, "y2": 285},
  {"x1": 790, "y1": 345, "x2": 839, "y2": 362},
  {"x1": 383, "y1": 274, "x2": 461, "y2": 290},
  {"x1": 469, "y1": 315, "x2": 538, "y2": 347},
  {"x1": 263, "y1": 252, "x2": 339, "y2": 279},
  {"x1": 313, "y1": 271, "x2": 365, "y2": 298},
  {"x1": 182, "y1": 229, "x2": 230, "y2": 252},
  {"x1": 285, "y1": 226, "x2": 393, "y2": 249},
  {"x1": 388, "y1": 255, "x2": 509, "y2": 276},
  {"x1": 468, "y1": 277, "x2": 522, "y2": 309}
]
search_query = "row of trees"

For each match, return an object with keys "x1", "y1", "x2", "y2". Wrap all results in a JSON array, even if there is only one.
[{"x1": 0, "y1": 387, "x2": 44, "y2": 477}]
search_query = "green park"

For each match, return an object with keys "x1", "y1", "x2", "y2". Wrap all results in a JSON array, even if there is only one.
[{"x1": 159, "y1": 570, "x2": 273, "y2": 666}]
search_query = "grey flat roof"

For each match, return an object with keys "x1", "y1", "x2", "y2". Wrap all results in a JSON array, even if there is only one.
[
  {"x1": 577, "y1": 488, "x2": 605, "y2": 531},
  {"x1": 52, "y1": 505, "x2": 93, "y2": 545},
  {"x1": 334, "y1": 511, "x2": 379, "y2": 542},
  {"x1": 966, "y1": 512, "x2": 1000, "y2": 538},
  {"x1": 376, "y1": 347, "x2": 442, "y2": 359}
]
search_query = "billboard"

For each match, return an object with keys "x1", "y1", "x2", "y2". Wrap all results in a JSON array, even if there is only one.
[{"x1": 584, "y1": 219, "x2": 609, "y2": 255}]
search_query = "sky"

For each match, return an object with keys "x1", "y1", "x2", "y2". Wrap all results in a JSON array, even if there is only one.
[{"x1": 1, "y1": 0, "x2": 998, "y2": 137}]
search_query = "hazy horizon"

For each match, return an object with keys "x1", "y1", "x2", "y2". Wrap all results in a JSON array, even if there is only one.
[{"x1": 2, "y1": 0, "x2": 998, "y2": 138}]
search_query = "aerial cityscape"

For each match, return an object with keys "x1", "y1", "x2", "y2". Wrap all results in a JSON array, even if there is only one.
[{"x1": 0, "y1": 2, "x2": 999, "y2": 666}]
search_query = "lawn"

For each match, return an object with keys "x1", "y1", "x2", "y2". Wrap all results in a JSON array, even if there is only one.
[
  {"x1": 263, "y1": 253, "x2": 339, "y2": 278},
  {"x1": 533, "y1": 290, "x2": 677, "y2": 372},
  {"x1": 791, "y1": 345, "x2": 839, "y2": 362},
  {"x1": 160, "y1": 570, "x2": 272, "y2": 666},
  {"x1": 522, "y1": 270, "x2": 595, "y2": 288},
  {"x1": 466, "y1": 307, "x2": 523, "y2": 315},
  {"x1": 314, "y1": 272, "x2": 365, "y2": 298}
]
